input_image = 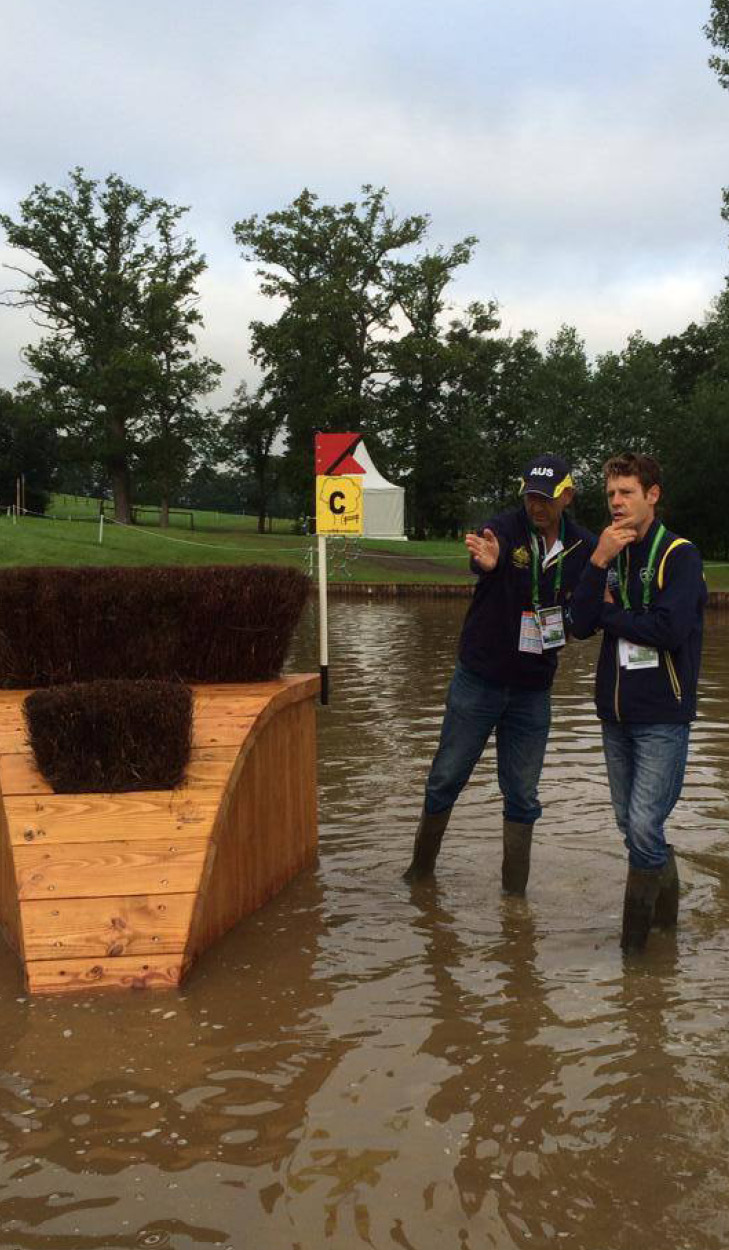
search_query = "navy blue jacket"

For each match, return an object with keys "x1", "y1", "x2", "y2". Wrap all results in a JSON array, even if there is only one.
[
  {"x1": 458, "y1": 507, "x2": 596, "y2": 690},
  {"x1": 569, "y1": 518, "x2": 707, "y2": 723}
]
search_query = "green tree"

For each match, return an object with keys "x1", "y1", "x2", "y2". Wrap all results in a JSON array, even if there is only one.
[
  {"x1": 661, "y1": 373, "x2": 729, "y2": 558},
  {"x1": 380, "y1": 241, "x2": 481, "y2": 537},
  {"x1": 1, "y1": 169, "x2": 218, "y2": 522},
  {"x1": 137, "y1": 213, "x2": 222, "y2": 525},
  {"x1": 0, "y1": 386, "x2": 58, "y2": 515},
  {"x1": 452, "y1": 323, "x2": 541, "y2": 517},
  {"x1": 527, "y1": 325, "x2": 592, "y2": 464},
  {"x1": 706, "y1": 0, "x2": 729, "y2": 88},
  {"x1": 583, "y1": 333, "x2": 677, "y2": 530},
  {"x1": 592, "y1": 333, "x2": 676, "y2": 456},
  {"x1": 233, "y1": 186, "x2": 428, "y2": 515},
  {"x1": 661, "y1": 289, "x2": 729, "y2": 556},
  {"x1": 218, "y1": 383, "x2": 285, "y2": 533},
  {"x1": 182, "y1": 465, "x2": 246, "y2": 514},
  {"x1": 704, "y1": 1, "x2": 729, "y2": 225},
  {"x1": 657, "y1": 320, "x2": 720, "y2": 400}
]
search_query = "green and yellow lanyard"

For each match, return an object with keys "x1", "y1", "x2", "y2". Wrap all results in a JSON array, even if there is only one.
[{"x1": 616, "y1": 523, "x2": 665, "y2": 610}]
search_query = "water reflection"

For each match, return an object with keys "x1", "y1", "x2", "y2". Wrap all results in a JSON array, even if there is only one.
[{"x1": 0, "y1": 600, "x2": 726, "y2": 1249}]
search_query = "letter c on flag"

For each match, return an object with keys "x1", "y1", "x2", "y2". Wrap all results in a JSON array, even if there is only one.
[{"x1": 330, "y1": 490, "x2": 346, "y2": 515}]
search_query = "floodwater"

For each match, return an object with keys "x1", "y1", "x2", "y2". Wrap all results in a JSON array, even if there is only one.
[{"x1": 1, "y1": 600, "x2": 728, "y2": 1250}]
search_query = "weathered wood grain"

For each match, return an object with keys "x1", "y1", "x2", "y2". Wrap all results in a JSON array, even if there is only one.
[
  {"x1": 184, "y1": 697, "x2": 318, "y2": 967},
  {"x1": 21, "y1": 892, "x2": 196, "y2": 960},
  {"x1": 26, "y1": 954, "x2": 184, "y2": 994},
  {"x1": 15, "y1": 838, "x2": 208, "y2": 900},
  {"x1": 191, "y1": 716, "x2": 256, "y2": 748},
  {"x1": 4, "y1": 791, "x2": 220, "y2": 846},
  {"x1": 0, "y1": 728, "x2": 30, "y2": 755}
]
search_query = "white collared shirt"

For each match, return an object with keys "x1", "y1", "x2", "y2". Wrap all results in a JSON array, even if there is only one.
[{"x1": 541, "y1": 536, "x2": 564, "y2": 569}]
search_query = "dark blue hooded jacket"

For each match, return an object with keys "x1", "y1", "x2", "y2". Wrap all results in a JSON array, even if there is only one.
[
  {"x1": 569, "y1": 518, "x2": 707, "y2": 723},
  {"x1": 458, "y1": 507, "x2": 596, "y2": 690}
]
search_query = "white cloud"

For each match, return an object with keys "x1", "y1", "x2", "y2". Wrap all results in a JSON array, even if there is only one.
[
  {"x1": 0, "y1": 0, "x2": 727, "y2": 396},
  {"x1": 497, "y1": 267, "x2": 719, "y2": 356}
]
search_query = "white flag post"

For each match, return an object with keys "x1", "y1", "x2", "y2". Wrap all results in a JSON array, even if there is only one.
[{"x1": 317, "y1": 533, "x2": 329, "y2": 704}]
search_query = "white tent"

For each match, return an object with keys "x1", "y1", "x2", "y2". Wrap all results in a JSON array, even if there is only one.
[{"x1": 355, "y1": 441, "x2": 406, "y2": 539}]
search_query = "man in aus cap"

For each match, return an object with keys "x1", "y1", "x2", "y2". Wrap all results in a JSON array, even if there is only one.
[{"x1": 404, "y1": 454, "x2": 596, "y2": 892}]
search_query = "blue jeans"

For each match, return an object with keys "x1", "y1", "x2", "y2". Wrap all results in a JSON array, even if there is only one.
[
  {"x1": 424, "y1": 662, "x2": 551, "y2": 825},
  {"x1": 601, "y1": 722, "x2": 690, "y2": 871}
]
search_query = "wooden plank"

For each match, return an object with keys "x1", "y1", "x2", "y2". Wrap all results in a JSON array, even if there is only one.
[
  {"x1": 191, "y1": 677, "x2": 318, "y2": 700},
  {"x1": 0, "y1": 729, "x2": 30, "y2": 755},
  {"x1": 190, "y1": 676, "x2": 319, "y2": 720},
  {"x1": 192, "y1": 717, "x2": 256, "y2": 748},
  {"x1": 0, "y1": 700, "x2": 25, "y2": 723},
  {"x1": 178, "y1": 754, "x2": 238, "y2": 788},
  {"x1": 26, "y1": 954, "x2": 183, "y2": 994},
  {"x1": 0, "y1": 747, "x2": 238, "y2": 798},
  {"x1": 0, "y1": 790, "x2": 21, "y2": 953},
  {"x1": 21, "y1": 892, "x2": 196, "y2": 960},
  {"x1": 4, "y1": 791, "x2": 220, "y2": 846},
  {"x1": 194, "y1": 693, "x2": 273, "y2": 715},
  {"x1": 14, "y1": 839, "x2": 207, "y2": 900},
  {"x1": 189, "y1": 746, "x2": 238, "y2": 761},
  {"x1": 194, "y1": 702, "x2": 269, "y2": 721},
  {"x1": 0, "y1": 754, "x2": 51, "y2": 796},
  {"x1": 185, "y1": 697, "x2": 318, "y2": 966}
]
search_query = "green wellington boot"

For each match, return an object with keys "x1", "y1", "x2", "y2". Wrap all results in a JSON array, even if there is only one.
[
  {"x1": 652, "y1": 845, "x2": 679, "y2": 929},
  {"x1": 621, "y1": 864, "x2": 663, "y2": 953},
  {"x1": 402, "y1": 807, "x2": 452, "y2": 883},
  {"x1": 502, "y1": 820, "x2": 534, "y2": 896}
]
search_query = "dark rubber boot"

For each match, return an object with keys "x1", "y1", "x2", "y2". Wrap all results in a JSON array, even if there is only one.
[
  {"x1": 652, "y1": 845, "x2": 679, "y2": 929},
  {"x1": 502, "y1": 820, "x2": 534, "y2": 896},
  {"x1": 621, "y1": 865, "x2": 662, "y2": 953},
  {"x1": 403, "y1": 807, "x2": 452, "y2": 882}
]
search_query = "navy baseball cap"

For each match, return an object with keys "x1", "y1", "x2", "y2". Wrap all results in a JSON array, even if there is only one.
[{"x1": 519, "y1": 454, "x2": 573, "y2": 499}]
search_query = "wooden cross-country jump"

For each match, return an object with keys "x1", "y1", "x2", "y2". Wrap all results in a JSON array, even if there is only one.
[{"x1": 0, "y1": 676, "x2": 319, "y2": 994}]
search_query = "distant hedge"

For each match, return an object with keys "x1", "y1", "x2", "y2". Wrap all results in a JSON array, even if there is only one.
[
  {"x1": 25, "y1": 679, "x2": 193, "y2": 792},
  {"x1": 0, "y1": 564, "x2": 310, "y2": 687}
]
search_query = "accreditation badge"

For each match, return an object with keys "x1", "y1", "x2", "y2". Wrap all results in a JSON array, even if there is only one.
[
  {"x1": 618, "y1": 638, "x2": 659, "y2": 670},
  {"x1": 519, "y1": 611, "x2": 543, "y2": 654},
  {"x1": 536, "y1": 606, "x2": 566, "y2": 650}
]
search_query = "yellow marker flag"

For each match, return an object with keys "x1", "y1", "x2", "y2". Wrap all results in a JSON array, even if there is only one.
[{"x1": 316, "y1": 475, "x2": 364, "y2": 535}]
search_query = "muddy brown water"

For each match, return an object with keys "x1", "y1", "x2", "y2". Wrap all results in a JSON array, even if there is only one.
[{"x1": 0, "y1": 600, "x2": 728, "y2": 1250}]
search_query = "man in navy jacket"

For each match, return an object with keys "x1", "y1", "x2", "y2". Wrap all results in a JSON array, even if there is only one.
[
  {"x1": 404, "y1": 454, "x2": 596, "y2": 893},
  {"x1": 569, "y1": 452, "x2": 707, "y2": 952}
]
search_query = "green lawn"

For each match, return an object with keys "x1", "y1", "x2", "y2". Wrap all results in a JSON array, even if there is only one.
[
  {"x1": 1, "y1": 497, "x2": 727, "y2": 590},
  {"x1": 0, "y1": 497, "x2": 473, "y2": 585}
]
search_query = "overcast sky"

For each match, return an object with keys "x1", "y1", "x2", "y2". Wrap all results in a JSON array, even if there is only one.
[{"x1": 1, "y1": 0, "x2": 727, "y2": 403}]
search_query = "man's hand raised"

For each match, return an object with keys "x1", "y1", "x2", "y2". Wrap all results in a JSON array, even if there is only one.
[
  {"x1": 465, "y1": 528, "x2": 500, "y2": 572},
  {"x1": 591, "y1": 518, "x2": 638, "y2": 569}
]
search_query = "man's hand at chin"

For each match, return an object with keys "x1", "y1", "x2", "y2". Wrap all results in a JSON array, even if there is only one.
[{"x1": 591, "y1": 518, "x2": 638, "y2": 569}]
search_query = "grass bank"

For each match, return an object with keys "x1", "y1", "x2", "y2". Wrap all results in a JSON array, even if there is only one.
[
  {"x1": 0, "y1": 498, "x2": 473, "y2": 586},
  {"x1": 2, "y1": 497, "x2": 728, "y2": 591}
]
